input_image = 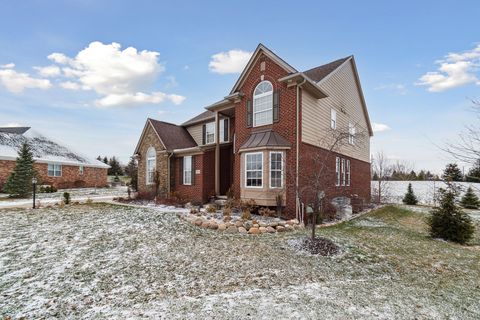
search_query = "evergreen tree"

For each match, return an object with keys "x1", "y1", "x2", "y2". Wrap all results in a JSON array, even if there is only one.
[
  {"x1": 408, "y1": 170, "x2": 417, "y2": 180},
  {"x1": 460, "y1": 187, "x2": 480, "y2": 209},
  {"x1": 428, "y1": 185, "x2": 474, "y2": 244},
  {"x1": 96, "y1": 156, "x2": 102, "y2": 161},
  {"x1": 3, "y1": 142, "x2": 37, "y2": 198},
  {"x1": 372, "y1": 172, "x2": 379, "y2": 181},
  {"x1": 108, "y1": 156, "x2": 124, "y2": 176},
  {"x1": 402, "y1": 183, "x2": 418, "y2": 205},
  {"x1": 442, "y1": 163, "x2": 463, "y2": 182},
  {"x1": 103, "y1": 156, "x2": 108, "y2": 164},
  {"x1": 125, "y1": 156, "x2": 138, "y2": 191},
  {"x1": 417, "y1": 170, "x2": 426, "y2": 181},
  {"x1": 466, "y1": 159, "x2": 480, "y2": 182}
]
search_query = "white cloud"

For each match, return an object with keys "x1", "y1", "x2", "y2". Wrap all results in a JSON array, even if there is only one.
[
  {"x1": 34, "y1": 65, "x2": 61, "y2": 77},
  {"x1": 372, "y1": 122, "x2": 391, "y2": 133},
  {"x1": 0, "y1": 63, "x2": 15, "y2": 69},
  {"x1": 47, "y1": 41, "x2": 185, "y2": 107},
  {"x1": 416, "y1": 44, "x2": 480, "y2": 92},
  {"x1": 95, "y1": 92, "x2": 185, "y2": 108},
  {"x1": 0, "y1": 66, "x2": 51, "y2": 93},
  {"x1": 209, "y1": 49, "x2": 252, "y2": 74}
]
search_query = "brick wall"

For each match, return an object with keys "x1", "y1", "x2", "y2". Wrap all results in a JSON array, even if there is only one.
[
  {"x1": 173, "y1": 152, "x2": 213, "y2": 203},
  {"x1": 232, "y1": 52, "x2": 299, "y2": 216},
  {"x1": 0, "y1": 159, "x2": 108, "y2": 190}
]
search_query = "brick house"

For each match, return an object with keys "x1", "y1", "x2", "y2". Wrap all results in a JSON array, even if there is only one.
[
  {"x1": 0, "y1": 127, "x2": 109, "y2": 190},
  {"x1": 134, "y1": 44, "x2": 373, "y2": 218}
]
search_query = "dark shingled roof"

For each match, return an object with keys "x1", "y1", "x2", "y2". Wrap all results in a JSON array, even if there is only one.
[
  {"x1": 0, "y1": 127, "x2": 30, "y2": 134},
  {"x1": 240, "y1": 130, "x2": 291, "y2": 150},
  {"x1": 181, "y1": 110, "x2": 215, "y2": 126},
  {"x1": 149, "y1": 119, "x2": 197, "y2": 150},
  {"x1": 303, "y1": 57, "x2": 350, "y2": 82}
]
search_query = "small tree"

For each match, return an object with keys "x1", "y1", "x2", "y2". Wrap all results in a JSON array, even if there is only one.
[
  {"x1": 125, "y1": 156, "x2": 138, "y2": 191},
  {"x1": 402, "y1": 183, "x2": 418, "y2": 205},
  {"x1": 108, "y1": 156, "x2": 124, "y2": 176},
  {"x1": 428, "y1": 185, "x2": 474, "y2": 244},
  {"x1": 460, "y1": 187, "x2": 480, "y2": 209},
  {"x1": 3, "y1": 142, "x2": 36, "y2": 198}
]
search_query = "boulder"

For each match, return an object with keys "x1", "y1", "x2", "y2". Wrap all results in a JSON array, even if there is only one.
[
  {"x1": 209, "y1": 222, "x2": 218, "y2": 230},
  {"x1": 266, "y1": 226, "x2": 276, "y2": 233},
  {"x1": 259, "y1": 227, "x2": 267, "y2": 233},
  {"x1": 276, "y1": 226, "x2": 286, "y2": 232},
  {"x1": 194, "y1": 218, "x2": 204, "y2": 226},
  {"x1": 238, "y1": 227, "x2": 247, "y2": 234},
  {"x1": 201, "y1": 221, "x2": 210, "y2": 228},
  {"x1": 244, "y1": 221, "x2": 253, "y2": 230},
  {"x1": 258, "y1": 221, "x2": 267, "y2": 228},
  {"x1": 286, "y1": 220, "x2": 295, "y2": 225},
  {"x1": 226, "y1": 226, "x2": 238, "y2": 233},
  {"x1": 252, "y1": 223, "x2": 259, "y2": 228},
  {"x1": 269, "y1": 222, "x2": 278, "y2": 228},
  {"x1": 218, "y1": 223, "x2": 227, "y2": 231},
  {"x1": 235, "y1": 221, "x2": 243, "y2": 228},
  {"x1": 248, "y1": 227, "x2": 260, "y2": 235},
  {"x1": 285, "y1": 225, "x2": 294, "y2": 231},
  {"x1": 292, "y1": 219, "x2": 299, "y2": 224}
]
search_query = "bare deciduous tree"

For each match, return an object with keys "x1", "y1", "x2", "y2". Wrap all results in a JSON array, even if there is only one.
[{"x1": 371, "y1": 151, "x2": 393, "y2": 204}]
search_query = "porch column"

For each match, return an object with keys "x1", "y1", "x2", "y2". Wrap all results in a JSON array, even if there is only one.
[{"x1": 214, "y1": 111, "x2": 220, "y2": 195}]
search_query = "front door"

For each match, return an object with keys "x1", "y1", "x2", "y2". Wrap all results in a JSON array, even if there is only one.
[{"x1": 219, "y1": 145, "x2": 233, "y2": 195}]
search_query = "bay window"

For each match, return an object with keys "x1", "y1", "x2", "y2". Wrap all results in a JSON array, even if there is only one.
[
  {"x1": 245, "y1": 152, "x2": 263, "y2": 187},
  {"x1": 270, "y1": 152, "x2": 283, "y2": 188}
]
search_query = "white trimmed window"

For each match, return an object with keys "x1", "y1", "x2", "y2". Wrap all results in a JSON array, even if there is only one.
[
  {"x1": 146, "y1": 147, "x2": 156, "y2": 185},
  {"x1": 48, "y1": 163, "x2": 62, "y2": 177},
  {"x1": 205, "y1": 122, "x2": 215, "y2": 144},
  {"x1": 270, "y1": 152, "x2": 283, "y2": 188},
  {"x1": 341, "y1": 159, "x2": 346, "y2": 186},
  {"x1": 253, "y1": 81, "x2": 273, "y2": 127},
  {"x1": 346, "y1": 159, "x2": 351, "y2": 186},
  {"x1": 331, "y1": 109, "x2": 337, "y2": 129},
  {"x1": 245, "y1": 152, "x2": 263, "y2": 187},
  {"x1": 348, "y1": 122, "x2": 356, "y2": 145},
  {"x1": 183, "y1": 156, "x2": 192, "y2": 185},
  {"x1": 335, "y1": 157, "x2": 340, "y2": 186},
  {"x1": 79, "y1": 165, "x2": 84, "y2": 175}
]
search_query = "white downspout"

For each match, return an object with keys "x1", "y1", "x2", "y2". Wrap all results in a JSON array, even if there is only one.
[{"x1": 296, "y1": 78, "x2": 307, "y2": 220}]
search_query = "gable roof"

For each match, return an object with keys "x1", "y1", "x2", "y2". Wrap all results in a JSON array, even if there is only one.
[
  {"x1": 303, "y1": 56, "x2": 351, "y2": 82},
  {"x1": 181, "y1": 110, "x2": 215, "y2": 126},
  {"x1": 0, "y1": 129, "x2": 109, "y2": 168},
  {"x1": 229, "y1": 43, "x2": 298, "y2": 94},
  {"x1": 148, "y1": 119, "x2": 197, "y2": 150}
]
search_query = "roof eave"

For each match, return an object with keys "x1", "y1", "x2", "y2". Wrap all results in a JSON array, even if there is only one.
[{"x1": 278, "y1": 73, "x2": 328, "y2": 99}]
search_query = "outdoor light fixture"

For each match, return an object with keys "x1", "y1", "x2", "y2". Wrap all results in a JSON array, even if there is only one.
[{"x1": 32, "y1": 177, "x2": 37, "y2": 209}]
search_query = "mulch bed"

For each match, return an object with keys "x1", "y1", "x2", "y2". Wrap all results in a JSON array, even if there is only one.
[{"x1": 294, "y1": 237, "x2": 340, "y2": 256}]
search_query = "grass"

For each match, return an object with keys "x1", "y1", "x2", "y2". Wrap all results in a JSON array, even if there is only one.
[{"x1": 1, "y1": 204, "x2": 479, "y2": 319}]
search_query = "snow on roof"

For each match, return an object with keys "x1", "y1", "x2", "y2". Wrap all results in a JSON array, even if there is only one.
[{"x1": 0, "y1": 129, "x2": 109, "y2": 168}]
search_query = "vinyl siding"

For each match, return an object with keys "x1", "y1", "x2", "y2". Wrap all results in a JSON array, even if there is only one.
[
  {"x1": 186, "y1": 123, "x2": 203, "y2": 146},
  {"x1": 301, "y1": 60, "x2": 370, "y2": 163}
]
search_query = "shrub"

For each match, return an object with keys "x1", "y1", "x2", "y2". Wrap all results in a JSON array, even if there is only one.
[
  {"x1": 223, "y1": 207, "x2": 232, "y2": 217},
  {"x1": 226, "y1": 186, "x2": 234, "y2": 199},
  {"x1": 460, "y1": 187, "x2": 480, "y2": 209},
  {"x1": 402, "y1": 183, "x2": 418, "y2": 205},
  {"x1": 63, "y1": 192, "x2": 71, "y2": 205},
  {"x1": 241, "y1": 210, "x2": 251, "y2": 220},
  {"x1": 428, "y1": 187, "x2": 475, "y2": 244},
  {"x1": 136, "y1": 191, "x2": 156, "y2": 200},
  {"x1": 240, "y1": 199, "x2": 257, "y2": 213},
  {"x1": 259, "y1": 207, "x2": 276, "y2": 217},
  {"x1": 206, "y1": 204, "x2": 217, "y2": 213}
]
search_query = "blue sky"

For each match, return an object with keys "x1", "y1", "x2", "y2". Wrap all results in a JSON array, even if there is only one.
[{"x1": 0, "y1": 0, "x2": 479, "y2": 173}]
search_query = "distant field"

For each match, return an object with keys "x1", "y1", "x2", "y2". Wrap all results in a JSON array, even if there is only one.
[{"x1": 372, "y1": 181, "x2": 480, "y2": 205}]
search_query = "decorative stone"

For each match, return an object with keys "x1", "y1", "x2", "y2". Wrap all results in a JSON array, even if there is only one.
[
  {"x1": 201, "y1": 221, "x2": 210, "y2": 228},
  {"x1": 226, "y1": 226, "x2": 238, "y2": 233},
  {"x1": 285, "y1": 225, "x2": 294, "y2": 231},
  {"x1": 235, "y1": 221, "x2": 243, "y2": 228},
  {"x1": 244, "y1": 221, "x2": 253, "y2": 230},
  {"x1": 258, "y1": 221, "x2": 267, "y2": 228},
  {"x1": 194, "y1": 218, "x2": 203, "y2": 226},
  {"x1": 259, "y1": 226, "x2": 267, "y2": 233},
  {"x1": 218, "y1": 223, "x2": 227, "y2": 231},
  {"x1": 266, "y1": 226, "x2": 276, "y2": 233},
  {"x1": 276, "y1": 226, "x2": 286, "y2": 232},
  {"x1": 286, "y1": 220, "x2": 294, "y2": 225},
  {"x1": 269, "y1": 222, "x2": 278, "y2": 228},
  {"x1": 248, "y1": 227, "x2": 260, "y2": 235},
  {"x1": 209, "y1": 222, "x2": 218, "y2": 230},
  {"x1": 292, "y1": 219, "x2": 299, "y2": 224},
  {"x1": 252, "y1": 223, "x2": 259, "y2": 228},
  {"x1": 238, "y1": 227, "x2": 247, "y2": 234}
]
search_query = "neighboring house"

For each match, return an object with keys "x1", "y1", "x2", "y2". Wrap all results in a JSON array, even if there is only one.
[
  {"x1": 134, "y1": 44, "x2": 372, "y2": 217},
  {"x1": 0, "y1": 127, "x2": 109, "y2": 190}
]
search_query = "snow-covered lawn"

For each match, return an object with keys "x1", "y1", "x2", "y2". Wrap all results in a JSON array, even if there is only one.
[
  {"x1": 0, "y1": 187, "x2": 128, "y2": 208},
  {"x1": 1, "y1": 204, "x2": 479, "y2": 319}
]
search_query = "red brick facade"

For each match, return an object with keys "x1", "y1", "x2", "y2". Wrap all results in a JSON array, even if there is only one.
[{"x1": 0, "y1": 159, "x2": 108, "y2": 191}]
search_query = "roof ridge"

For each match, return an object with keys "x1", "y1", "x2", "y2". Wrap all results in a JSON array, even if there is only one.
[
  {"x1": 302, "y1": 56, "x2": 351, "y2": 74},
  {"x1": 148, "y1": 118, "x2": 181, "y2": 127}
]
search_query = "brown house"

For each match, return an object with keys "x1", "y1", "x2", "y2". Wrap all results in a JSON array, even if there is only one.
[
  {"x1": 134, "y1": 44, "x2": 373, "y2": 218},
  {"x1": 0, "y1": 127, "x2": 109, "y2": 190}
]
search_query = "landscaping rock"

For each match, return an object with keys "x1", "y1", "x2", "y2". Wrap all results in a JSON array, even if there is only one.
[
  {"x1": 266, "y1": 226, "x2": 276, "y2": 233},
  {"x1": 258, "y1": 221, "x2": 267, "y2": 228},
  {"x1": 209, "y1": 222, "x2": 218, "y2": 230},
  {"x1": 259, "y1": 226, "x2": 267, "y2": 233},
  {"x1": 218, "y1": 223, "x2": 227, "y2": 231},
  {"x1": 248, "y1": 227, "x2": 260, "y2": 235},
  {"x1": 201, "y1": 221, "x2": 210, "y2": 228},
  {"x1": 269, "y1": 222, "x2": 278, "y2": 228},
  {"x1": 226, "y1": 226, "x2": 238, "y2": 233},
  {"x1": 238, "y1": 227, "x2": 247, "y2": 234},
  {"x1": 235, "y1": 221, "x2": 243, "y2": 228},
  {"x1": 253, "y1": 223, "x2": 259, "y2": 228},
  {"x1": 285, "y1": 225, "x2": 294, "y2": 231},
  {"x1": 194, "y1": 218, "x2": 204, "y2": 226},
  {"x1": 244, "y1": 221, "x2": 253, "y2": 230},
  {"x1": 276, "y1": 226, "x2": 286, "y2": 232}
]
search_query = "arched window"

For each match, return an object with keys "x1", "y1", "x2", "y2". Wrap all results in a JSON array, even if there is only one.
[
  {"x1": 253, "y1": 81, "x2": 273, "y2": 127},
  {"x1": 146, "y1": 147, "x2": 156, "y2": 184}
]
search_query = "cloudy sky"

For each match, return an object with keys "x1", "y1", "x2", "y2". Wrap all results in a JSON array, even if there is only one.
[{"x1": 0, "y1": 0, "x2": 479, "y2": 173}]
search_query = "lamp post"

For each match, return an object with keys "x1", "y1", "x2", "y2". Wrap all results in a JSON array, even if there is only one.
[{"x1": 32, "y1": 177, "x2": 37, "y2": 209}]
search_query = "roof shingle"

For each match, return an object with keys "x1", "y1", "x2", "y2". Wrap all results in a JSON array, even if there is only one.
[
  {"x1": 149, "y1": 119, "x2": 197, "y2": 150},
  {"x1": 181, "y1": 110, "x2": 215, "y2": 126},
  {"x1": 303, "y1": 57, "x2": 350, "y2": 82}
]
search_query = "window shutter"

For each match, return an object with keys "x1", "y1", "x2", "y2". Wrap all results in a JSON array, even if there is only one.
[
  {"x1": 223, "y1": 119, "x2": 229, "y2": 142},
  {"x1": 273, "y1": 90, "x2": 279, "y2": 122},
  {"x1": 202, "y1": 124, "x2": 206, "y2": 145},
  {"x1": 191, "y1": 155, "x2": 195, "y2": 185},
  {"x1": 179, "y1": 157, "x2": 184, "y2": 185},
  {"x1": 246, "y1": 99, "x2": 252, "y2": 127}
]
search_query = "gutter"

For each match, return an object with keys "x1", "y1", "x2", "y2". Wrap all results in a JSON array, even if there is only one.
[{"x1": 296, "y1": 78, "x2": 307, "y2": 218}]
